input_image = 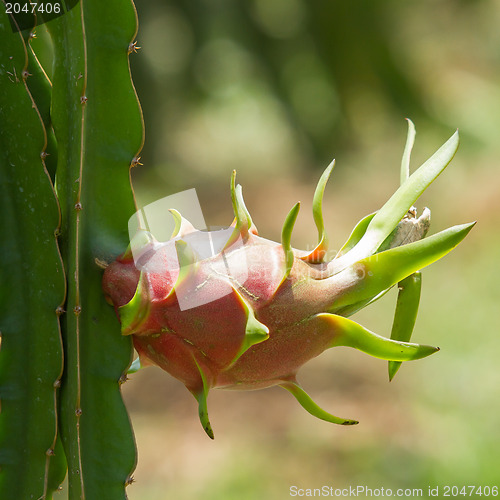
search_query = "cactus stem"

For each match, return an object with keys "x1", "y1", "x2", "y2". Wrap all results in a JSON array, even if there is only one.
[{"x1": 1, "y1": 12, "x2": 67, "y2": 498}]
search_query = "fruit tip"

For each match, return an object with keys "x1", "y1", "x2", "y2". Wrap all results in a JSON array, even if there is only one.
[{"x1": 342, "y1": 419, "x2": 359, "y2": 426}]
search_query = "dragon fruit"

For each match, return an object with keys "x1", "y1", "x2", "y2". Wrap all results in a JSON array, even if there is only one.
[{"x1": 103, "y1": 123, "x2": 474, "y2": 438}]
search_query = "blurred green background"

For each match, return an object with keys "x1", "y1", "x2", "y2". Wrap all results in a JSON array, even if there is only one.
[
  {"x1": 37, "y1": 0, "x2": 500, "y2": 498},
  {"x1": 124, "y1": 1, "x2": 500, "y2": 499},
  {"x1": 118, "y1": 1, "x2": 500, "y2": 499}
]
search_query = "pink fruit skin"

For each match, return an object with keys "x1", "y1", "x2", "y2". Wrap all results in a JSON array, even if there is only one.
[{"x1": 102, "y1": 233, "x2": 345, "y2": 396}]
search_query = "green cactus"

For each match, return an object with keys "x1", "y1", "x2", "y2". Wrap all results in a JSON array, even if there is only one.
[
  {"x1": 0, "y1": 1, "x2": 143, "y2": 498},
  {"x1": 0, "y1": 9, "x2": 66, "y2": 498}
]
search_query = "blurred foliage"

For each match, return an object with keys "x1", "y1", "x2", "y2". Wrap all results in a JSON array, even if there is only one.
[
  {"x1": 131, "y1": 0, "x2": 500, "y2": 200},
  {"x1": 12, "y1": 0, "x2": 488, "y2": 498}
]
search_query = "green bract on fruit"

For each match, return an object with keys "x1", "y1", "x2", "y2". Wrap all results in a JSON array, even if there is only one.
[{"x1": 102, "y1": 122, "x2": 474, "y2": 439}]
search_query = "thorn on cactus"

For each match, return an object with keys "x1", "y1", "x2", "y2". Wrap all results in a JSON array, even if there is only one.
[
  {"x1": 128, "y1": 41, "x2": 141, "y2": 54},
  {"x1": 102, "y1": 123, "x2": 475, "y2": 437},
  {"x1": 131, "y1": 156, "x2": 143, "y2": 167}
]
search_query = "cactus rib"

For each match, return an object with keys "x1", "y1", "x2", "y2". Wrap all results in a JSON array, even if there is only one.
[
  {"x1": 46, "y1": 0, "x2": 144, "y2": 497},
  {"x1": 0, "y1": 6, "x2": 66, "y2": 498}
]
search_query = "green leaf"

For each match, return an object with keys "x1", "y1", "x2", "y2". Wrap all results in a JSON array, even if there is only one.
[
  {"x1": 127, "y1": 357, "x2": 141, "y2": 374},
  {"x1": 168, "y1": 209, "x2": 196, "y2": 238},
  {"x1": 299, "y1": 160, "x2": 334, "y2": 263},
  {"x1": 336, "y1": 212, "x2": 376, "y2": 257},
  {"x1": 280, "y1": 202, "x2": 301, "y2": 284},
  {"x1": 230, "y1": 287, "x2": 269, "y2": 365},
  {"x1": 333, "y1": 130, "x2": 460, "y2": 272},
  {"x1": 226, "y1": 171, "x2": 256, "y2": 244},
  {"x1": 330, "y1": 222, "x2": 475, "y2": 312},
  {"x1": 320, "y1": 314, "x2": 439, "y2": 361},
  {"x1": 280, "y1": 379, "x2": 358, "y2": 426},
  {"x1": 388, "y1": 272, "x2": 422, "y2": 381},
  {"x1": 190, "y1": 357, "x2": 214, "y2": 439},
  {"x1": 401, "y1": 118, "x2": 416, "y2": 185},
  {"x1": 119, "y1": 273, "x2": 150, "y2": 336}
]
